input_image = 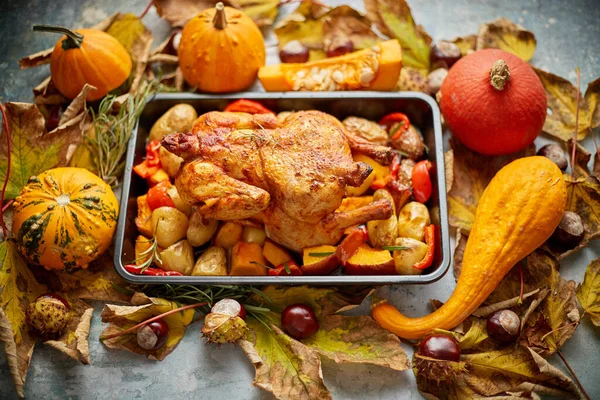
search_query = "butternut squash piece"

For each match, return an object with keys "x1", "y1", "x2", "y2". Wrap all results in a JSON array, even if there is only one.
[
  {"x1": 263, "y1": 239, "x2": 293, "y2": 267},
  {"x1": 373, "y1": 157, "x2": 567, "y2": 339},
  {"x1": 213, "y1": 222, "x2": 243, "y2": 249},
  {"x1": 301, "y1": 245, "x2": 339, "y2": 275},
  {"x1": 345, "y1": 245, "x2": 395, "y2": 275},
  {"x1": 134, "y1": 235, "x2": 153, "y2": 266},
  {"x1": 135, "y1": 195, "x2": 153, "y2": 238},
  {"x1": 259, "y1": 40, "x2": 402, "y2": 92},
  {"x1": 336, "y1": 196, "x2": 374, "y2": 213},
  {"x1": 230, "y1": 242, "x2": 267, "y2": 276}
]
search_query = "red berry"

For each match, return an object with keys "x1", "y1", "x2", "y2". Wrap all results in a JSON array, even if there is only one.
[
  {"x1": 137, "y1": 319, "x2": 169, "y2": 350},
  {"x1": 211, "y1": 298, "x2": 246, "y2": 320},
  {"x1": 418, "y1": 334, "x2": 461, "y2": 361},
  {"x1": 281, "y1": 304, "x2": 319, "y2": 340}
]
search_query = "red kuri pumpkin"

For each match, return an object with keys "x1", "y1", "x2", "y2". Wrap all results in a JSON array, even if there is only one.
[{"x1": 440, "y1": 49, "x2": 547, "y2": 155}]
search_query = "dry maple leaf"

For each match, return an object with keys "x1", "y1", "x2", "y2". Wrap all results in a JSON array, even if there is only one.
[
  {"x1": 476, "y1": 18, "x2": 537, "y2": 62},
  {"x1": 577, "y1": 258, "x2": 600, "y2": 326}
]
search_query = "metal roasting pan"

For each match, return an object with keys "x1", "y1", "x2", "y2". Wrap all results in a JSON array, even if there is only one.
[{"x1": 114, "y1": 91, "x2": 450, "y2": 285}]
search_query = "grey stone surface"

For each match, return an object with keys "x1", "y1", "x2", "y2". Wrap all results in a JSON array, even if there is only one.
[{"x1": 0, "y1": 0, "x2": 599, "y2": 399}]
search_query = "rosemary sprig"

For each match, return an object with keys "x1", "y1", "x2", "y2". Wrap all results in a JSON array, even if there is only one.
[
  {"x1": 308, "y1": 251, "x2": 335, "y2": 257},
  {"x1": 381, "y1": 246, "x2": 410, "y2": 251},
  {"x1": 132, "y1": 236, "x2": 162, "y2": 273},
  {"x1": 89, "y1": 79, "x2": 160, "y2": 187}
]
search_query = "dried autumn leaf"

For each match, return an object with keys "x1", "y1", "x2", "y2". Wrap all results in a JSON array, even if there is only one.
[
  {"x1": 0, "y1": 241, "x2": 47, "y2": 398},
  {"x1": 302, "y1": 314, "x2": 410, "y2": 371},
  {"x1": 43, "y1": 296, "x2": 93, "y2": 364},
  {"x1": 565, "y1": 139, "x2": 591, "y2": 178},
  {"x1": 447, "y1": 138, "x2": 535, "y2": 232},
  {"x1": 364, "y1": 0, "x2": 432, "y2": 70},
  {"x1": 322, "y1": 6, "x2": 381, "y2": 53},
  {"x1": 0, "y1": 92, "x2": 90, "y2": 199},
  {"x1": 476, "y1": 18, "x2": 536, "y2": 62},
  {"x1": 396, "y1": 66, "x2": 428, "y2": 92},
  {"x1": 533, "y1": 68, "x2": 600, "y2": 142},
  {"x1": 240, "y1": 318, "x2": 332, "y2": 400},
  {"x1": 449, "y1": 34, "x2": 477, "y2": 56},
  {"x1": 230, "y1": 0, "x2": 280, "y2": 27},
  {"x1": 100, "y1": 294, "x2": 195, "y2": 360},
  {"x1": 577, "y1": 258, "x2": 600, "y2": 326}
]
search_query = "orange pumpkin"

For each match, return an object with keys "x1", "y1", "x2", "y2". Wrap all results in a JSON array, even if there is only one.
[
  {"x1": 440, "y1": 49, "x2": 547, "y2": 155},
  {"x1": 12, "y1": 168, "x2": 119, "y2": 270},
  {"x1": 178, "y1": 2, "x2": 266, "y2": 93},
  {"x1": 34, "y1": 25, "x2": 132, "y2": 101}
]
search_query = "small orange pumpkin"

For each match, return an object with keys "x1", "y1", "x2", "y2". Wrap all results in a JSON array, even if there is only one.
[
  {"x1": 12, "y1": 168, "x2": 119, "y2": 270},
  {"x1": 34, "y1": 25, "x2": 132, "y2": 101},
  {"x1": 178, "y1": 2, "x2": 266, "y2": 93}
]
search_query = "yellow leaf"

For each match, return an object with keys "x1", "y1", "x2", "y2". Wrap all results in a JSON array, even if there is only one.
[
  {"x1": 577, "y1": 258, "x2": 600, "y2": 326},
  {"x1": 476, "y1": 18, "x2": 536, "y2": 61},
  {"x1": 450, "y1": 35, "x2": 477, "y2": 56}
]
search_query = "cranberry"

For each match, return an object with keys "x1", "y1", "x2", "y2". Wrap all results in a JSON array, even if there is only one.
[
  {"x1": 551, "y1": 211, "x2": 585, "y2": 249},
  {"x1": 429, "y1": 41, "x2": 461, "y2": 69},
  {"x1": 326, "y1": 38, "x2": 353, "y2": 58},
  {"x1": 45, "y1": 105, "x2": 64, "y2": 131},
  {"x1": 211, "y1": 298, "x2": 246, "y2": 320},
  {"x1": 137, "y1": 319, "x2": 169, "y2": 350},
  {"x1": 487, "y1": 309, "x2": 521, "y2": 343},
  {"x1": 281, "y1": 304, "x2": 319, "y2": 340},
  {"x1": 537, "y1": 144, "x2": 567, "y2": 170},
  {"x1": 279, "y1": 40, "x2": 309, "y2": 63},
  {"x1": 418, "y1": 334, "x2": 461, "y2": 361}
]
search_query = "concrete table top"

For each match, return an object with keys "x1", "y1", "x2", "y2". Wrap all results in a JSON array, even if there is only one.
[{"x1": 0, "y1": 0, "x2": 599, "y2": 399}]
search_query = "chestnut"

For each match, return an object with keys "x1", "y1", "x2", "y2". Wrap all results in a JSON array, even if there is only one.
[
  {"x1": 281, "y1": 304, "x2": 319, "y2": 340},
  {"x1": 427, "y1": 68, "x2": 448, "y2": 96},
  {"x1": 429, "y1": 41, "x2": 461, "y2": 69},
  {"x1": 418, "y1": 334, "x2": 461, "y2": 361},
  {"x1": 279, "y1": 40, "x2": 309, "y2": 64},
  {"x1": 45, "y1": 105, "x2": 64, "y2": 131},
  {"x1": 326, "y1": 38, "x2": 353, "y2": 58},
  {"x1": 551, "y1": 211, "x2": 584, "y2": 249},
  {"x1": 537, "y1": 144, "x2": 567, "y2": 170},
  {"x1": 211, "y1": 298, "x2": 246, "y2": 320},
  {"x1": 137, "y1": 319, "x2": 169, "y2": 350},
  {"x1": 486, "y1": 309, "x2": 520, "y2": 343}
]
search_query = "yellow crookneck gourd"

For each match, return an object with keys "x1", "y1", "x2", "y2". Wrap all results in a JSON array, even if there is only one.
[{"x1": 372, "y1": 156, "x2": 567, "y2": 339}]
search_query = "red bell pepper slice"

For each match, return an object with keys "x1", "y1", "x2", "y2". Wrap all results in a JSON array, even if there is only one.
[
  {"x1": 268, "y1": 260, "x2": 303, "y2": 276},
  {"x1": 378, "y1": 112, "x2": 411, "y2": 140},
  {"x1": 224, "y1": 99, "x2": 274, "y2": 114},
  {"x1": 411, "y1": 160, "x2": 433, "y2": 203},
  {"x1": 371, "y1": 152, "x2": 401, "y2": 190},
  {"x1": 146, "y1": 181, "x2": 176, "y2": 210},
  {"x1": 413, "y1": 225, "x2": 436, "y2": 270},
  {"x1": 133, "y1": 140, "x2": 162, "y2": 178},
  {"x1": 124, "y1": 264, "x2": 183, "y2": 276}
]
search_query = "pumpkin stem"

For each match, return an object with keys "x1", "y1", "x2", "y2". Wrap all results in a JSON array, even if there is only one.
[
  {"x1": 489, "y1": 59, "x2": 510, "y2": 91},
  {"x1": 213, "y1": 2, "x2": 227, "y2": 30},
  {"x1": 33, "y1": 24, "x2": 83, "y2": 50}
]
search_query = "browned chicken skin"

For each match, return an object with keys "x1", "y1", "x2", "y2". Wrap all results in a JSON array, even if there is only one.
[{"x1": 162, "y1": 110, "x2": 393, "y2": 251}]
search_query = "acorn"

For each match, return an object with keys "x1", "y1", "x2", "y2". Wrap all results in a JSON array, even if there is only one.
[{"x1": 26, "y1": 294, "x2": 71, "y2": 335}]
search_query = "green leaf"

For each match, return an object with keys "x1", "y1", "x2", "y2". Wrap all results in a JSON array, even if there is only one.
[
  {"x1": 577, "y1": 258, "x2": 600, "y2": 326},
  {"x1": 364, "y1": 0, "x2": 432, "y2": 70},
  {"x1": 475, "y1": 18, "x2": 536, "y2": 61},
  {"x1": 240, "y1": 318, "x2": 332, "y2": 400}
]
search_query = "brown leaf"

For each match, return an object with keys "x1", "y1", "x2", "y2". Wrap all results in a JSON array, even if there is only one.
[
  {"x1": 472, "y1": 289, "x2": 540, "y2": 318},
  {"x1": 32, "y1": 77, "x2": 67, "y2": 106},
  {"x1": 241, "y1": 320, "x2": 332, "y2": 400},
  {"x1": 322, "y1": 6, "x2": 381, "y2": 53},
  {"x1": 447, "y1": 138, "x2": 535, "y2": 232},
  {"x1": 452, "y1": 229, "x2": 466, "y2": 280},
  {"x1": 444, "y1": 150, "x2": 453, "y2": 193},
  {"x1": 577, "y1": 258, "x2": 600, "y2": 325},
  {"x1": 364, "y1": 0, "x2": 431, "y2": 70},
  {"x1": 0, "y1": 309, "x2": 25, "y2": 399},
  {"x1": 43, "y1": 297, "x2": 93, "y2": 364},
  {"x1": 476, "y1": 18, "x2": 536, "y2": 61},
  {"x1": 100, "y1": 295, "x2": 195, "y2": 361}
]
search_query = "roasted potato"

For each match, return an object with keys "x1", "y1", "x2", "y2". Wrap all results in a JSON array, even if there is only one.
[
  {"x1": 213, "y1": 222, "x2": 243, "y2": 249},
  {"x1": 393, "y1": 237, "x2": 428, "y2": 275},
  {"x1": 367, "y1": 189, "x2": 398, "y2": 248},
  {"x1": 135, "y1": 195, "x2": 153, "y2": 238},
  {"x1": 159, "y1": 146, "x2": 184, "y2": 178},
  {"x1": 166, "y1": 185, "x2": 192, "y2": 216},
  {"x1": 391, "y1": 125, "x2": 425, "y2": 160},
  {"x1": 230, "y1": 242, "x2": 267, "y2": 276},
  {"x1": 152, "y1": 207, "x2": 189, "y2": 248},
  {"x1": 160, "y1": 240, "x2": 194, "y2": 275},
  {"x1": 343, "y1": 116, "x2": 389, "y2": 145},
  {"x1": 398, "y1": 202, "x2": 431, "y2": 241},
  {"x1": 149, "y1": 104, "x2": 198, "y2": 142},
  {"x1": 263, "y1": 239, "x2": 293, "y2": 267},
  {"x1": 192, "y1": 246, "x2": 227, "y2": 276},
  {"x1": 242, "y1": 226, "x2": 267, "y2": 246},
  {"x1": 345, "y1": 245, "x2": 395, "y2": 275},
  {"x1": 186, "y1": 210, "x2": 218, "y2": 247}
]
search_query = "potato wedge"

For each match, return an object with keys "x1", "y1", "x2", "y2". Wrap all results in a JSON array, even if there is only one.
[
  {"x1": 230, "y1": 242, "x2": 267, "y2": 276},
  {"x1": 213, "y1": 222, "x2": 243, "y2": 249},
  {"x1": 149, "y1": 104, "x2": 198, "y2": 142},
  {"x1": 192, "y1": 246, "x2": 227, "y2": 276},
  {"x1": 166, "y1": 185, "x2": 193, "y2": 216},
  {"x1": 160, "y1": 240, "x2": 194, "y2": 275},
  {"x1": 398, "y1": 202, "x2": 431, "y2": 241},
  {"x1": 152, "y1": 207, "x2": 189, "y2": 248},
  {"x1": 393, "y1": 237, "x2": 428, "y2": 275},
  {"x1": 336, "y1": 196, "x2": 374, "y2": 213},
  {"x1": 135, "y1": 195, "x2": 153, "y2": 238},
  {"x1": 242, "y1": 226, "x2": 267, "y2": 246},
  {"x1": 367, "y1": 189, "x2": 398, "y2": 247},
  {"x1": 263, "y1": 239, "x2": 293, "y2": 267},
  {"x1": 134, "y1": 235, "x2": 153, "y2": 266},
  {"x1": 345, "y1": 245, "x2": 395, "y2": 275},
  {"x1": 187, "y1": 211, "x2": 218, "y2": 247},
  {"x1": 159, "y1": 146, "x2": 184, "y2": 178},
  {"x1": 302, "y1": 245, "x2": 340, "y2": 275}
]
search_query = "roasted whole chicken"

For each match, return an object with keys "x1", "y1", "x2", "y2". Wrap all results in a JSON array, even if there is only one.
[{"x1": 162, "y1": 110, "x2": 394, "y2": 251}]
